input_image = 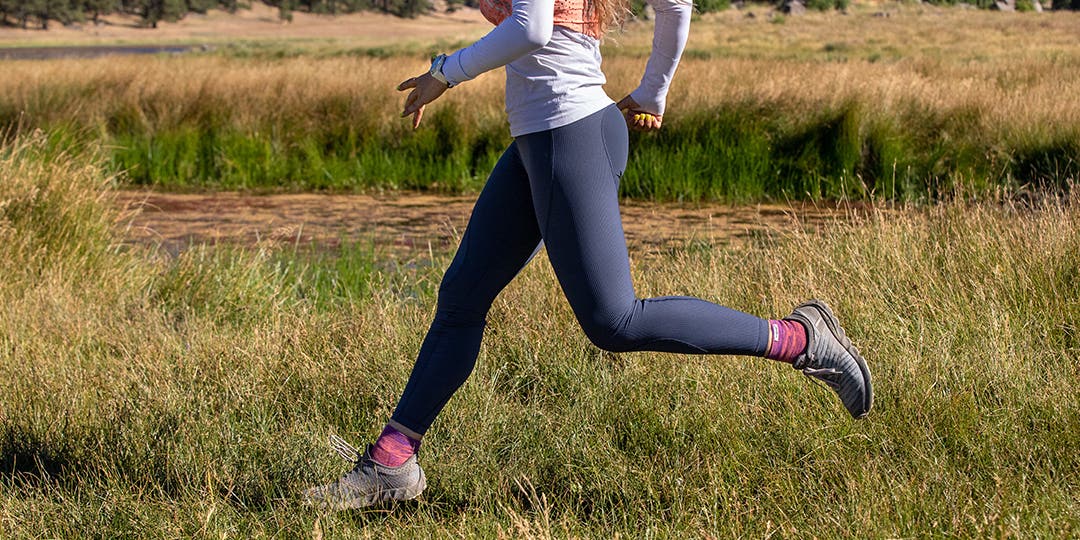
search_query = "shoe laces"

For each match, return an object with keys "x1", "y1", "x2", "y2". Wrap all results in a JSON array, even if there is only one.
[
  {"x1": 801, "y1": 366, "x2": 842, "y2": 391},
  {"x1": 330, "y1": 433, "x2": 360, "y2": 464}
]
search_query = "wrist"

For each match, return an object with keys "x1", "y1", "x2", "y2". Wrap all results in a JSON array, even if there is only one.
[
  {"x1": 429, "y1": 54, "x2": 453, "y2": 88},
  {"x1": 629, "y1": 87, "x2": 665, "y2": 116}
]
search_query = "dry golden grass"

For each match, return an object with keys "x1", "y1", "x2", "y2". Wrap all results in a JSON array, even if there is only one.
[
  {"x1": 1, "y1": 6, "x2": 1078, "y2": 196},
  {"x1": 2, "y1": 4, "x2": 1077, "y2": 123},
  {"x1": 4, "y1": 13, "x2": 1079, "y2": 145}
]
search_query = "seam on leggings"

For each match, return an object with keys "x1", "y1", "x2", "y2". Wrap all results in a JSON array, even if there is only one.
[
  {"x1": 446, "y1": 144, "x2": 522, "y2": 310},
  {"x1": 636, "y1": 337, "x2": 709, "y2": 354},
  {"x1": 599, "y1": 107, "x2": 620, "y2": 188},
  {"x1": 442, "y1": 228, "x2": 492, "y2": 318},
  {"x1": 540, "y1": 131, "x2": 557, "y2": 239},
  {"x1": 643, "y1": 296, "x2": 692, "y2": 303}
]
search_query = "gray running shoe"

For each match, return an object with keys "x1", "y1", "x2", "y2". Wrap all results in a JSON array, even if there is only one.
[
  {"x1": 785, "y1": 300, "x2": 873, "y2": 419},
  {"x1": 303, "y1": 435, "x2": 426, "y2": 510}
]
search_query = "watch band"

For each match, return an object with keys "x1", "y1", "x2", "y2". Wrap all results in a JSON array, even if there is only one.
[{"x1": 429, "y1": 54, "x2": 453, "y2": 88}]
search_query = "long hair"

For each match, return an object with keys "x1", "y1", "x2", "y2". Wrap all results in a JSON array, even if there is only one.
[{"x1": 587, "y1": 0, "x2": 633, "y2": 37}]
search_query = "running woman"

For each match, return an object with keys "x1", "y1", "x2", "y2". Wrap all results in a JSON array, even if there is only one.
[{"x1": 305, "y1": 0, "x2": 872, "y2": 509}]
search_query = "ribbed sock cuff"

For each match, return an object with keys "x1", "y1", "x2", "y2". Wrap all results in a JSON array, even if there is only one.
[
  {"x1": 370, "y1": 423, "x2": 422, "y2": 468},
  {"x1": 764, "y1": 319, "x2": 808, "y2": 363}
]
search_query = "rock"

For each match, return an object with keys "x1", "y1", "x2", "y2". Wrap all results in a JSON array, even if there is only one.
[
  {"x1": 746, "y1": 10, "x2": 756, "y2": 18},
  {"x1": 992, "y1": 0, "x2": 1016, "y2": 10},
  {"x1": 780, "y1": 0, "x2": 806, "y2": 15},
  {"x1": 872, "y1": 10, "x2": 892, "y2": 17},
  {"x1": 1033, "y1": 0, "x2": 1043, "y2": 11}
]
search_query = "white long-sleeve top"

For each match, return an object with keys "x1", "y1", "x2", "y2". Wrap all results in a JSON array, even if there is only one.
[{"x1": 441, "y1": 0, "x2": 692, "y2": 137}]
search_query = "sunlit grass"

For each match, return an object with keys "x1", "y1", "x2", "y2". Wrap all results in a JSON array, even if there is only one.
[
  {"x1": 2, "y1": 127, "x2": 1079, "y2": 536},
  {"x1": 1, "y1": 7, "x2": 1079, "y2": 199}
]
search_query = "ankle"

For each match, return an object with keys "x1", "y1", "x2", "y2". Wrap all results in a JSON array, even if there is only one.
[
  {"x1": 370, "y1": 424, "x2": 422, "y2": 468},
  {"x1": 764, "y1": 319, "x2": 808, "y2": 363}
]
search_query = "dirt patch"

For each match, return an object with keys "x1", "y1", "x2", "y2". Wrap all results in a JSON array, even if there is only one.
[{"x1": 115, "y1": 191, "x2": 854, "y2": 258}]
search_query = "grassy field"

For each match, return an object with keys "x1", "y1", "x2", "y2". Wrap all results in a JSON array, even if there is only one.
[
  {"x1": 3, "y1": 125, "x2": 1079, "y2": 537},
  {"x1": 2, "y1": 6, "x2": 1079, "y2": 200},
  {"x1": 2, "y1": 5, "x2": 1080, "y2": 537}
]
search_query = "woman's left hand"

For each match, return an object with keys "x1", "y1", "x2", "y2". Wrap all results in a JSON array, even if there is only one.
[
  {"x1": 397, "y1": 73, "x2": 450, "y2": 129},
  {"x1": 616, "y1": 95, "x2": 663, "y2": 132}
]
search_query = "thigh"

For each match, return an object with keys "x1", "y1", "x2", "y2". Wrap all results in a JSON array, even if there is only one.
[
  {"x1": 437, "y1": 141, "x2": 543, "y2": 316},
  {"x1": 516, "y1": 106, "x2": 635, "y2": 325}
]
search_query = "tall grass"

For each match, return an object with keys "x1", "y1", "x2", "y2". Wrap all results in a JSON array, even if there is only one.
[
  {"x1": 3, "y1": 133, "x2": 1079, "y2": 536},
  {"x1": 2, "y1": 8, "x2": 1080, "y2": 200}
]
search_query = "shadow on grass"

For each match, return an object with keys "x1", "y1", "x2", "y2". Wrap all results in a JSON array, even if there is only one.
[{"x1": 0, "y1": 423, "x2": 76, "y2": 486}]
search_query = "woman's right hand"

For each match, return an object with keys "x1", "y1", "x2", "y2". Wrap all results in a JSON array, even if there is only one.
[
  {"x1": 397, "y1": 72, "x2": 450, "y2": 129},
  {"x1": 616, "y1": 95, "x2": 663, "y2": 132}
]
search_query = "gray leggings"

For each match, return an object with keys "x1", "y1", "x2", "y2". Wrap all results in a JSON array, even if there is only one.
[{"x1": 391, "y1": 104, "x2": 770, "y2": 436}]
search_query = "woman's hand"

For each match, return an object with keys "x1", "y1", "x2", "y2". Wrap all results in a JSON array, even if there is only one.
[
  {"x1": 397, "y1": 73, "x2": 450, "y2": 129},
  {"x1": 616, "y1": 95, "x2": 663, "y2": 132}
]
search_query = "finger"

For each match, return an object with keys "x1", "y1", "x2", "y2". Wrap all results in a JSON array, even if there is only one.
[
  {"x1": 412, "y1": 106, "x2": 425, "y2": 129},
  {"x1": 633, "y1": 112, "x2": 658, "y2": 130},
  {"x1": 397, "y1": 77, "x2": 418, "y2": 91},
  {"x1": 401, "y1": 91, "x2": 420, "y2": 116},
  {"x1": 404, "y1": 96, "x2": 426, "y2": 117}
]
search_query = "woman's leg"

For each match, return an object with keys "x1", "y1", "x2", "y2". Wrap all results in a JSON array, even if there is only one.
[
  {"x1": 304, "y1": 141, "x2": 549, "y2": 508},
  {"x1": 388, "y1": 141, "x2": 543, "y2": 438},
  {"x1": 516, "y1": 105, "x2": 771, "y2": 355}
]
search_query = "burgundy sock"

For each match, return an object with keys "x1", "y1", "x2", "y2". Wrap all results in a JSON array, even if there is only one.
[
  {"x1": 765, "y1": 319, "x2": 808, "y2": 363},
  {"x1": 370, "y1": 425, "x2": 421, "y2": 468}
]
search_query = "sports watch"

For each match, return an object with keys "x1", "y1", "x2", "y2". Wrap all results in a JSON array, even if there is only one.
[{"x1": 429, "y1": 54, "x2": 454, "y2": 88}]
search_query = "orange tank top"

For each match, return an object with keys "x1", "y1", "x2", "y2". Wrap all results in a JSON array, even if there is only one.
[{"x1": 479, "y1": 0, "x2": 602, "y2": 39}]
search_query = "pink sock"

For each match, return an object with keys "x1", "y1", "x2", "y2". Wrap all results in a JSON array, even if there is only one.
[
  {"x1": 765, "y1": 319, "x2": 808, "y2": 363},
  {"x1": 370, "y1": 425, "x2": 421, "y2": 468}
]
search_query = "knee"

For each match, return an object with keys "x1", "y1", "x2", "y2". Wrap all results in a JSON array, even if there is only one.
[
  {"x1": 434, "y1": 295, "x2": 488, "y2": 328},
  {"x1": 435, "y1": 273, "x2": 490, "y2": 328},
  {"x1": 580, "y1": 317, "x2": 636, "y2": 353}
]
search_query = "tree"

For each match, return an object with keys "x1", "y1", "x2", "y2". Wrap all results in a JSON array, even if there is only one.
[
  {"x1": 140, "y1": 0, "x2": 185, "y2": 27},
  {"x1": 30, "y1": 0, "x2": 78, "y2": 29},
  {"x1": 275, "y1": 0, "x2": 295, "y2": 21},
  {"x1": 83, "y1": 0, "x2": 118, "y2": 23},
  {"x1": 185, "y1": 0, "x2": 218, "y2": 12}
]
